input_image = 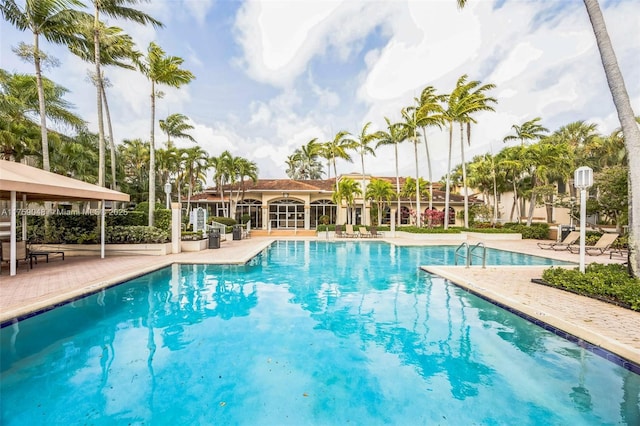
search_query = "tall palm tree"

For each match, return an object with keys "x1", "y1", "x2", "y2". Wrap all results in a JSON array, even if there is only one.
[
  {"x1": 88, "y1": 0, "x2": 162, "y2": 188},
  {"x1": 443, "y1": 74, "x2": 496, "y2": 228},
  {"x1": 365, "y1": 178, "x2": 395, "y2": 226},
  {"x1": 376, "y1": 117, "x2": 407, "y2": 225},
  {"x1": 582, "y1": 0, "x2": 640, "y2": 276},
  {"x1": 503, "y1": 117, "x2": 548, "y2": 146},
  {"x1": 322, "y1": 130, "x2": 354, "y2": 190},
  {"x1": 400, "y1": 107, "x2": 423, "y2": 226},
  {"x1": 417, "y1": 86, "x2": 446, "y2": 211},
  {"x1": 496, "y1": 146, "x2": 526, "y2": 222},
  {"x1": 159, "y1": 113, "x2": 196, "y2": 148},
  {"x1": 1, "y1": 0, "x2": 87, "y2": 172},
  {"x1": 352, "y1": 122, "x2": 382, "y2": 226},
  {"x1": 66, "y1": 18, "x2": 141, "y2": 190},
  {"x1": 297, "y1": 138, "x2": 324, "y2": 179},
  {"x1": 138, "y1": 42, "x2": 195, "y2": 226}
]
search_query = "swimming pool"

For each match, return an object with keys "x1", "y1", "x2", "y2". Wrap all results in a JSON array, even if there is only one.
[{"x1": 1, "y1": 241, "x2": 637, "y2": 425}]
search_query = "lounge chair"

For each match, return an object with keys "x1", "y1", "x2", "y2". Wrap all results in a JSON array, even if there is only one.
[
  {"x1": 344, "y1": 224, "x2": 359, "y2": 238},
  {"x1": 568, "y1": 233, "x2": 619, "y2": 256},
  {"x1": 335, "y1": 224, "x2": 345, "y2": 238},
  {"x1": 537, "y1": 231, "x2": 580, "y2": 251},
  {"x1": 370, "y1": 226, "x2": 384, "y2": 238},
  {"x1": 359, "y1": 227, "x2": 373, "y2": 238},
  {"x1": 1, "y1": 240, "x2": 33, "y2": 270}
]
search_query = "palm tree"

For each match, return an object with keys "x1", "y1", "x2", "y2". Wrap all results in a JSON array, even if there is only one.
[
  {"x1": 182, "y1": 146, "x2": 209, "y2": 215},
  {"x1": 443, "y1": 74, "x2": 496, "y2": 228},
  {"x1": 400, "y1": 107, "x2": 423, "y2": 226},
  {"x1": 503, "y1": 117, "x2": 548, "y2": 146},
  {"x1": 66, "y1": 18, "x2": 141, "y2": 190},
  {"x1": 352, "y1": 122, "x2": 382, "y2": 226},
  {"x1": 332, "y1": 177, "x2": 361, "y2": 225},
  {"x1": 322, "y1": 130, "x2": 354, "y2": 190},
  {"x1": 88, "y1": 0, "x2": 162, "y2": 188},
  {"x1": 159, "y1": 113, "x2": 196, "y2": 148},
  {"x1": 496, "y1": 146, "x2": 526, "y2": 222},
  {"x1": 1, "y1": 0, "x2": 87, "y2": 172},
  {"x1": 582, "y1": 0, "x2": 640, "y2": 276},
  {"x1": 365, "y1": 178, "x2": 395, "y2": 226},
  {"x1": 138, "y1": 42, "x2": 195, "y2": 226},
  {"x1": 210, "y1": 150, "x2": 233, "y2": 216},
  {"x1": 376, "y1": 117, "x2": 407, "y2": 225},
  {"x1": 119, "y1": 138, "x2": 149, "y2": 203},
  {"x1": 417, "y1": 86, "x2": 446, "y2": 210}
]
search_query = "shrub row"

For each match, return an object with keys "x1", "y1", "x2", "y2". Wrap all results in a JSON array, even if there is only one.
[{"x1": 542, "y1": 264, "x2": 640, "y2": 311}]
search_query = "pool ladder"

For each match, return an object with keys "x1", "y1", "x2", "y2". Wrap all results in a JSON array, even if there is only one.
[{"x1": 454, "y1": 242, "x2": 487, "y2": 268}]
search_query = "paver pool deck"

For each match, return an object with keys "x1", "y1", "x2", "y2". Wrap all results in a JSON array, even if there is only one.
[{"x1": 1, "y1": 236, "x2": 638, "y2": 367}]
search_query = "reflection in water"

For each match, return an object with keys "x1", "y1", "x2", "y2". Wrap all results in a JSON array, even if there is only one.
[{"x1": 0, "y1": 241, "x2": 638, "y2": 425}]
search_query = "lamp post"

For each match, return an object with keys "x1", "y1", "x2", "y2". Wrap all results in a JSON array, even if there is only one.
[
  {"x1": 164, "y1": 181, "x2": 171, "y2": 209},
  {"x1": 574, "y1": 166, "x2": 593, "y2": 273}
]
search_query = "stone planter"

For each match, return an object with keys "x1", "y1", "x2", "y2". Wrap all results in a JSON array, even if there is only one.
[{"x1": 180, "y1": 239, "x2": 208, "y2": 252}]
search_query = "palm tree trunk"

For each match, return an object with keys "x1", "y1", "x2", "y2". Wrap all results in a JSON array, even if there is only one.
[
  {"x1": 360, "y1": 152, "x2": 366, "y2": 226},
  {"x1": 444, "y1": 123, "x2": 453, "y2": 229},
  {"x1": 460, "y1": 122, "x2": 469, "y2": 228},
  {"x1": 34, "y1": 34, "x2": 50, "y2": 172},
  {"x1": 583, "y1": 0, "x2": 640, "y2": 276},
  {"x1": 422, "y1": 129, "x2": 433, "y2": 211},
  {"x1": 93, "y1": 10, "x2": 105, "y2": 188},
  {"x1": 394, "y1": 141, "x2": 401, "y2": 226},
  {"x1": 414, "y1": 136, "x2": 421, "y2": 227},
  {"x1": 101, "y1": 84, "x2": 117, "y2": 191},
  {"x1": 148, "y1": 83, "x2": 156, "y2": 226}
]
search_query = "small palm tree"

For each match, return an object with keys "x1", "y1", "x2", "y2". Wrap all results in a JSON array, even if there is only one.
[
  {"x1": 417, "y1": 86, "x2": 446, "y2": 210},
  {"x1": 322, "y1": 130, "x2": 354, "y2": 190},
  {"x1": 332, "y1": 178, "x2": 361, "y2": 225},
  {"x1": 365, "y1": 178, "x2": 395, "y2": 226}
]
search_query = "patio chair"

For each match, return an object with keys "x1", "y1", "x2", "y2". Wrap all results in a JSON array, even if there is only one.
[
  {"x1": 1, "y1": 240, "x2": 33, "y2": 270},
  {"x1": 537, "y1": 231, "x2": 580, "y2": 251},
  {"x1": 335, "y1": 224, "x2": 345, "y2": 238},
  {"x1": 568, "y1": 233, "x2": 619, "y2": 256},
  {"x1": 344, "y1": 224, "x2": 359, "y2": 238},
  {"x1": 359, "y1": 227, "x2": 373, "y2": 238}
]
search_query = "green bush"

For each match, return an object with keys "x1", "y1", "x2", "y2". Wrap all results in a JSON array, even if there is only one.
[
  {"x1": 106, "y1": 226, "x2": 170, "y2": 244},
  {"x1": 398, "y1": 226, "x2": 462, "y2": 234},
  {"x1": 542, "y1": 264, "x2": 640, "y2": 311},
  {"x1": 502, "y1": 222, "x2": 549, "y2": 239},
  {"x1": 210, "y1": 216, "x2": 237, "y2": 226},
  {"x1": 181, "y1": 231, "x2": 204, "y2": 241}
]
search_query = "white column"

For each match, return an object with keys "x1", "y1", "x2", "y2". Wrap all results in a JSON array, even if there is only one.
[
  {"x1": 10, "y1": 191, "x2": 16, "y2": 276},
  {"x1": 101, "y1": 200, "x2": 106, "y2": 259},
  {"x1": 171, "y1": 202, "x2": 181, "y2": 254}
]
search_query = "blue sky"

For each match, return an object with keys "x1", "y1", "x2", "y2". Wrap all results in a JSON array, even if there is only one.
[{"x1": 1, "y1": 0, "x2": 638, "y2": 183}]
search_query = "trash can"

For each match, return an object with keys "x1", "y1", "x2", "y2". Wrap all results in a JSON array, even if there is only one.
[
  {"x1": 232, "y1": 224, "x2": 242, "y2": 240},
  {"x1": 559, "y1": 225, "x2": 575, "y2": 241},
  {"x1": 209, "y1": 228, "x2": 220, "y2": 249}
]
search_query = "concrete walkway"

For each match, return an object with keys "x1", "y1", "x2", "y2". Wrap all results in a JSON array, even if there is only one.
[{"x1": 1, "y1": 236, "x2": 638, "y2": 367}]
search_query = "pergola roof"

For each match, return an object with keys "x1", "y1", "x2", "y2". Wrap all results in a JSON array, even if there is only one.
[{"x1": 0, "y1": 160, "x2": 130, "y2": 202}]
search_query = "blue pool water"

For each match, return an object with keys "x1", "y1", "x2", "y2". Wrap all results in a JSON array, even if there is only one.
[{"x1": 1, "y1": 241, "x2": 637, "y2": 425}]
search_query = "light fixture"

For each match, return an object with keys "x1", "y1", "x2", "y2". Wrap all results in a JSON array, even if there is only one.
[
  {"x1": 283, "y1": 192, "x2": 289, "y2": 199},
  {"x1": 164, "y1": 181, "x2": 171, "y2": 209},
  {"x1": 574, "y1": 166, "x2": 593, "y2": 273}
]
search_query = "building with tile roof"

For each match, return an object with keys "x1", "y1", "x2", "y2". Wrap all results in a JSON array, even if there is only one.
[{"x1": 191, "y1": 173, "x2": 479, "y2": 230}]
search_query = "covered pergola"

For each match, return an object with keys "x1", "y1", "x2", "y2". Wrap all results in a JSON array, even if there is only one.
[{"x1": 0, "y1": 160, "x2": 130, "y2": 276}]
